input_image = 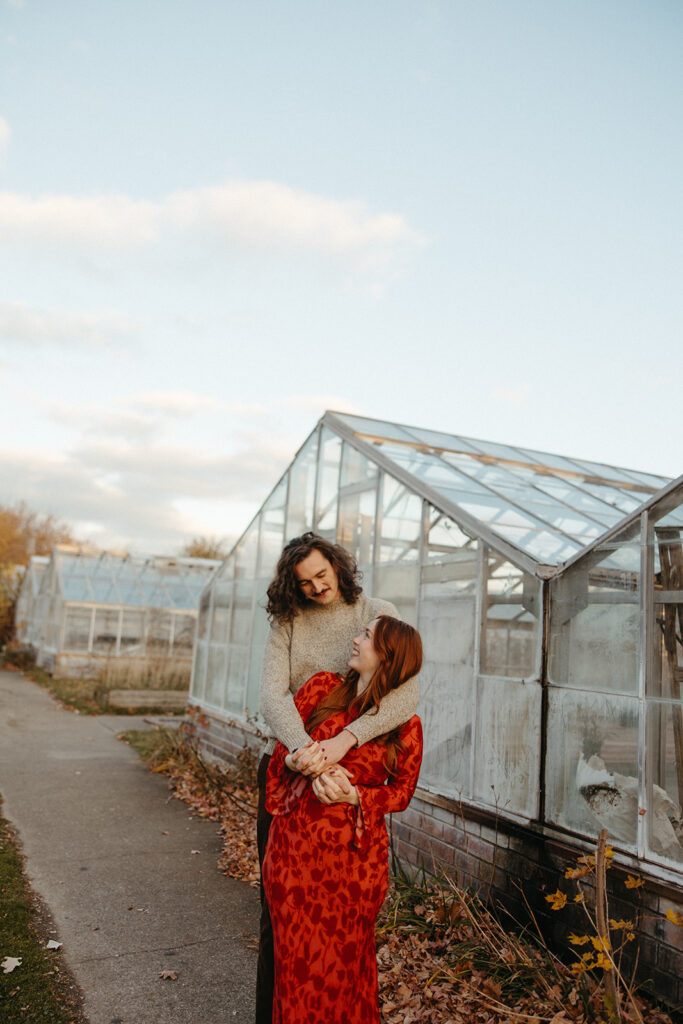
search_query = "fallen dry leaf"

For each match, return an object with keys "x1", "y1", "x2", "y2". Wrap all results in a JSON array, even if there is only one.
[
  {"x1": 46, "y1": 939, "x2": 63, "y2": 950},
  {"x1": 1, "y1": 956, "x2": 22, "y2": 974},
  {"x1": 159, "y1": 969, "x2": 178, "y2": 980}
]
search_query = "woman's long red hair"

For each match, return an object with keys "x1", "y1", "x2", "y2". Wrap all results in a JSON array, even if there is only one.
[{"x1": 306, "y1": 615, "x2": 422, "y2": 771}]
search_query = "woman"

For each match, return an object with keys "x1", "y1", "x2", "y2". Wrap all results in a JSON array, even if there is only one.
[{"x1": 262, "y1": 615, "x2": 423, "y2": 1024}]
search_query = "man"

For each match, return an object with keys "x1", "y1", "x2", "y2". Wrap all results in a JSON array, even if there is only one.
[{"x1": 255, "y1": 532, "x2": 419, "y2": 1023}]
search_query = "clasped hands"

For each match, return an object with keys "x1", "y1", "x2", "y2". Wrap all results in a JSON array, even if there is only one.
[{"x1": 284, "y1": 731, "x2": 359, "y2": 807}]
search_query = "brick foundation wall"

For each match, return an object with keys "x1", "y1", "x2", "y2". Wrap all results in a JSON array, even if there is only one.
[
  {"x1": 391, "y1": 792, "x2": 683, "y2": 1008},
  {"x1": 193, "y1": 711, "x2": 683, "y2": 1009}
]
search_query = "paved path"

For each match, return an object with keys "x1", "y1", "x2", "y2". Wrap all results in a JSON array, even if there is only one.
[{"x1": 0, "y1": 669, "x2": 259, "y2": 1024}]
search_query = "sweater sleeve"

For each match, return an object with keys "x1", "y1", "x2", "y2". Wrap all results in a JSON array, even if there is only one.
[
  {"x1": 345, "y1": 673, "x2": 420, "y2": 747},
  {"x1": 353, "y1": 716, "x2": 423, "y2": 849},
  {"x1": 258, "y1": 621, "x2": 311, "y2": 752}
]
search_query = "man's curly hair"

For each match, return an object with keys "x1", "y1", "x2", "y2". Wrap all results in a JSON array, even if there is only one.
[{"x1": 266, "y1": 532, "x2": 362, "y2": 625}]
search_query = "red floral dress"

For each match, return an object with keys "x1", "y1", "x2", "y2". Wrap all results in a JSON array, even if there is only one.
[{"x1": 262, "y1": 671, "x2": 423, "y2": 1024}]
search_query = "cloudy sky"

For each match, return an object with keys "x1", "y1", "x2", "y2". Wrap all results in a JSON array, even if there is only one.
[{"x1": 1, "y1": 1, "x2": 681, "y2": 555}]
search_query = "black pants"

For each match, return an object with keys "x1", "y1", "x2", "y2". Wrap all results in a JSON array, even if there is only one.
[{"x1": 255, "y1": 753, "x2": 274, "y2": 1024}]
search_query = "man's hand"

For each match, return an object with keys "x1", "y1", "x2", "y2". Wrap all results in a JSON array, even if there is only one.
[
  {"x1": 317, "y1": 729, "x2": 357, "y2": 768},
  {"x1": 312, "y1": 765, "x2": 359, "y2": 806},
  {"x1": 284, "y1": 740, "x2": 326, "y2": 777}
]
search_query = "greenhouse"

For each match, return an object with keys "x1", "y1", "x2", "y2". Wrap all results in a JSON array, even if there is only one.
[
  {"x1": 14, "y1": 554, "x2": 49, "y2": 651},
  {"x1": 190, "y1": 410, "x2": 682, "y2": 997},
  {"x1": 26, "y1": 545, "x2": 219, "y2": 682}
]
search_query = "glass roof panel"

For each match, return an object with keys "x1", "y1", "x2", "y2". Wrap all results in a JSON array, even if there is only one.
[
  {"x1": 396, "y1": 426, "x2": 483, "y2": 454},
  {"x1": 329, "y1": 413, "x2": 672, "y2": 568},
  {"x1": 334, "y1": 414, "x2": 419, "y2": 444},
  {"x1": 51, "y1": 549, "x2": 217, "y2": 610}
]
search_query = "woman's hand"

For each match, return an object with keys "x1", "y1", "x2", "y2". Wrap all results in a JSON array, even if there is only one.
[
  {"x1": 285, "y1": 740, "x2": 326, "y2": 777},
  {"x1": 316, "y1": 729, "x2": 357, "y2": 768},
  {"x1": 311, "y1": 765, "x2": 359, "y2": 806}
]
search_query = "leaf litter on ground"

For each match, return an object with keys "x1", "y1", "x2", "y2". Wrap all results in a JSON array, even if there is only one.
[{"x1": 123, "y1": 726, "x2": 676, "y2": 1024}]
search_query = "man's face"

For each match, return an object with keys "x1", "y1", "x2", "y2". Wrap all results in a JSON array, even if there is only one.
[{"x1": 294, "y1": 549, "x2": 340, "y2": 606}]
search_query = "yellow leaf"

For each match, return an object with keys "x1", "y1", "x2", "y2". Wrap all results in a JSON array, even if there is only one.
[
  {"x1": 604, "y1": 846, "x2": 614, "y2": 858},
  {"x1": 609, "y1": 918, "x2": 633, "y2": 930},
  {"x1": 545, "y1": 890, "x2": 568, "y2": 910},
  {"x1": 591, "y1": 935, "x2": 612, "y2": 952},
  {"x1": 665, "y1": 908, "x2": 683, "y2": 927},
  {"x1": 569, "y1": 933, "x2": 591, "y2": 946},
  {"x1": 624, "y1": 875, "x2": 644, "y2": 889},
  {"x1": 595, "y1": 953, "x2": 613, "y2": 970}
]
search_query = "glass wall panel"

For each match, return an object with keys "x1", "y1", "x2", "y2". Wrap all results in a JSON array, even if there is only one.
[
  {"x1": 314, "y1": 428, "x2": 342, "y2": 538},
  {"x1": 481, "y1": 554, "x2": 540, "y2": 679},
  {"x1": 92, "y1": 608, "x2": 121, "y2": 654},
  {"x1": 246, "y1": 584, "x2": 270, "y2": 718},
  {"x1": 418, "y1": 506, "x2": 479, "y2": 799},
  {"x1": 340, "y1": 442, "x2": 378, "y2": 488},
  {"x1": 549, "y1": 522, "x2": 640, "y2": 693},
  {"x1": 147, "y1": 610, "x2": 172, "y2": 655},
  {"x1": 204, "y1": 644, "x2": 228, "y2": 708},
  {"x1": 190, "y1": 640, "x2": 207, "y2": 701},
  {"x1": 172, "y1": 613, "x2": 196, "y2": 652},
  {"x1": 120, "y1": 611, "x2": 144, "y2": 654},
  {"x1": 646, "y1": 501, "x2": 683, "y2": 865},
  {"x1": 197, "y1": 588, "x2": 212, "y2": 642},
  {"x1": 376, "y1": 476, "x2": 421, "y2": 564},
  {"x1": 231, "y1": 580, "x2": 255, "y2": 645},
  {"x1": 210, "y1": 581, "x2": 233, "y2": 645},
  {"x1": 545, "y1": 690, "x2": 639, "y2": 850},
  {"x1": 258, "y1": 480, "x2": 287, "y2": 579},
  {"x1": 63, "y1": 607, "x2": 92, "y2": 651},
  {"x1": 285, "y1": 431, "x2": 319, "y2": 540},
  {"x1": 419, "y1": 587, "x2": 476, "y2": 797},
  {"x1": 472, "y1": 676, "x2": 541, "y2": 817},
  {"x1": 226, "y1": 644, "x2": 249, "y2": 714},
  {"x1": 235, "y1": 524, "x2": 259, "y2": 581},
  {"x1": 645, "y1": 701, "x2": 683, "y2": 863},
  {"x1": 338, "y1": 488, "x2": 377, "y2": 568}
]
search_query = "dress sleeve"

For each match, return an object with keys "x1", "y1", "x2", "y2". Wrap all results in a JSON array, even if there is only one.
[
  {"x1": 345, "y1": 674, "x2": 420, "y2": 748},
  {"x1": 265, "y1": 672, "x2": 340, "y2": 816},
  {"x1": 353, "y1": 716, "x2": 423, "y2": 849},
  {"x1": 258, "y1": 621, "x2": 310, "y2": 752}
]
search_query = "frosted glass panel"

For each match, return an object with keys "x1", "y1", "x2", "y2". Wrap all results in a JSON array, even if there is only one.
[
  {"x1": 172, "y1": 613, "x2": 195, "y2": 652},
  {"x1": 481, "y1": 555, "x2": 540, "y2": 678},
  {"x1": 545, "y1": 689, "x2": 639, "y2": 850},
  {"x1": 205, "y1": 644, "x2": 228, "y2": 708},
  {"x1": 645, "y1": 701, "x2": 683, "y2": 864},
  {"x1": 190, "y1": 640, "x2": 207, "y2": 701},
  {"x1": 258, "y1": 479, "x2": 287, "y2": 578},
  {"x1": 373, "y1": 564, "x2": 418, "y2": 625},
  {"x1": 63, "y1": 607, "x2": 92, "y2": 651},
  {"x1": 286, "y1": 431, "x2": 319, "y2": 540},
  {"x1": 419, "y1": 592, "x2": 476, "y2": 798},
  {"x1": 377, "y1": 476, "x2": 421, "y2": 564},
  {"x1": 472, "y1": 676, "x2": 541, "y2": 817},
  {"x1": 226, "y1": 645, "x2": 249, "y2": 714},
  {"x1": 210, "y1": 582, "x2": 232, "y2": 645},
  {"x1": 338, "y1": 488, "x2": 377, "y2": 567},
  {"x1": 314, "y1": 428, "x2": 341, "y2": 539},
  {"x1": 120, "y1": 611, "x2": 144, "y2": 655},
  {"x1": 549, "y1": 522, "x2": 640, "y2": 694},
  {"x1": 92, "y1": 608, "x2": 120, "y2": 654}
]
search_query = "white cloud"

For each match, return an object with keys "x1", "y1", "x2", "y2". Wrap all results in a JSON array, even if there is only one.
[
  {"x1": 1, "y1": 391, "x2": 362, "y2": 552},
  {"x1": 0, "y1": 301, "x2": 138, "y2": 349},
  {"x1": 0, "y1": 117, "x2": 9, "y2": 162},
  {"x1": 3, "y1": 0, "x2": 25, "y2": 9},
  {"x1": 0, "y1": 193, "x2": 161, "y2": 247},
  {"x1": 0, "y1": 180, "x2": 423, "y2": 266}
]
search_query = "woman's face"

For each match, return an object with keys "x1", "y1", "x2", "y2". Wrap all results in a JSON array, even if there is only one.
[{"x1": 348, "y1": 618, "x2": 381, "y2": 681}]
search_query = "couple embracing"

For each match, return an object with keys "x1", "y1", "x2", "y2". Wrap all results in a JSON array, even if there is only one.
[{"x1": 255, "y1": 532, "x2": 422, "y2": 1024}]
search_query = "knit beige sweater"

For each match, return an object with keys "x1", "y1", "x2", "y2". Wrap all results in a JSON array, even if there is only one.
[{"x1": 259, "y1": 594, "x2": 420, "y2": 754}]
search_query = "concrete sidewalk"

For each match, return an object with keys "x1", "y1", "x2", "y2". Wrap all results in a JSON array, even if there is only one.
[{"x1": 0, "y1": 669, "x2": 259, "y2": 1024}]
